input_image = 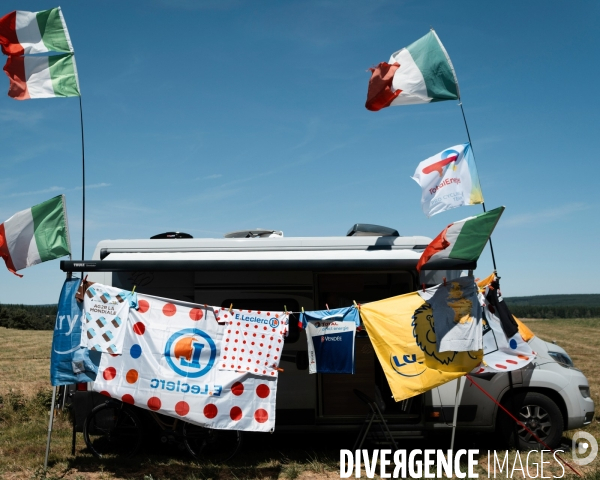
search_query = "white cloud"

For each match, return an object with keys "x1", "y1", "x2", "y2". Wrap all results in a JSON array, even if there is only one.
[
  {"x1": 2, "y1": 183, "x2": 111, "y2": 199},
  {"x1": 4, "y1": 186, "x2": 64, "y2": 198},
  {"x1": 74, "y1": 183, "x2": 112, "y2": 190},
  {"x1": 0, "y1": 108, "x2": 44, "y2": 126},
  {"x1": 503, "y1": 203, "x2": 590, "y2": 227}
]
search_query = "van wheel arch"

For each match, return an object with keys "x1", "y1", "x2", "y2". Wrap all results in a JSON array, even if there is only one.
[
  {"x1": 498, "y1": 387, "x2": 568, "y2": 431},
  {"x1": 496, "y1": 388, "x2": 566, "y2": 449}
]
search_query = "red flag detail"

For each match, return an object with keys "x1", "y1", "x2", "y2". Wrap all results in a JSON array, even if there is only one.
[
  {"x1": 365, "y1": 62, "x2": 401, "y2": 112},
  {"x1": 422, "y1": 154, "x2": 459, "y2": 176},
  {"x1": 416, "y1": 223, "x2": 452, "y2": 273},
  {"x1": 0, "y1": 222, "x2": 22, "y2": 277},
  {"x1": 3, "y1": 55, "x2": 29, "y2": 100},
  {"x1": 0, "y1": 12, "x2": 23, "y2": 56}
]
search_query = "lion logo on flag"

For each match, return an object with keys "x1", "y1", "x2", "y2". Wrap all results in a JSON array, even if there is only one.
[{"x1": 412, "y1": 302, "x2": 457, "y2": 365}]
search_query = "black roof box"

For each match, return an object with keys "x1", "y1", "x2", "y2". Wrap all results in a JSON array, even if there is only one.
[
  {"x1": 346, "y1": 224, "x2": 399, "y2": 237},
  {"x1": 150, "y1": 232, "x2": 193, "y2": 239}
]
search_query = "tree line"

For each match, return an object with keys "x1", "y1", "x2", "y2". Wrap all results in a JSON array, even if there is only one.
[
  {"x1": 0, "y1": 304, "x2": 57, "y2": 330},
  {"x1": 1, "y1": 303, "x2": 599, "y2": 330},
  {"x1": 508, "y1": 305, "x2": 600, "y2": 319}
]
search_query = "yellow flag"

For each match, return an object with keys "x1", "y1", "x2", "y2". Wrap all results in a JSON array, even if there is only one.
[
  {"x1": 360, "y1": 292, "x2": 483, "y2": 402},
  {"x1": 514, "y1": 316, "x2": 535, "y2": 342}
]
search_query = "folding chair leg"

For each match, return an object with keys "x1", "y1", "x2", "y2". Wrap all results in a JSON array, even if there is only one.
[
  {"x1": 374, "y1": 404, "x2": 398, "y2": 450},
  {"x1": 353, "y1": 412, "x2": 376, "y2": 451}
]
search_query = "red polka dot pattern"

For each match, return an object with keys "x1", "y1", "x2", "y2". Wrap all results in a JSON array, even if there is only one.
[
  {"x1": 148, "y1": 397, "x2": 161, "y2": 411},
  {"x1": 133, "y1": 322, "x2": 145, "y2": 335},
  {"x1": 204, "y1": 404, "x2": 218, "y2": 419},
  {"x1": 137, "y1": 299, "x2": 150, "y2": 313},
  {"x1": 94, "y1": 301, "x2": 278, "y2": 433},
  {"x1": 231, "y1": 382, "x2": 244, "y2": 396},
  {"x1": 256, "y1": 384, "x2": 270, "y2": 398},
  {"x1": 254, "y1": 408, "x2": 268, "y2": 423},
  {"x1": 219, "y1": 310, "x2": 288, "y2": 376},
  {"x1": 175, "y1": 401, "x2": 190, "y2": 416},
  {"x1": 230, "y1": 406, "x2": 243, "y2": 421},
  {"x1": 163, "y1": 303, "x2": 177, "y2": 316},
  {"x1": 103, "y1": 367, "x2": 117, "y2": 381}
]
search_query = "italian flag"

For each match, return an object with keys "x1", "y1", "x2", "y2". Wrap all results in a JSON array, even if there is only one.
[
  {"x1": 3, "y1": 53, "x2": 80, "y2": 100},
  {"x1": 366, "y1": 30, "x2": 459, "y2": 111},
  {"x1": 0, "y1": 8, "x2": 73, "y2": 56},
  {"x1": 416, "y1": 206, "x2": 504, "y2": 272},
  {"x1": 0, "y1": 195, "x2": 71, "y2": 277}
]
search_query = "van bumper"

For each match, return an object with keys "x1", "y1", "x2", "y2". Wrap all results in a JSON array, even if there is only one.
[{"x1": 562, "y1": 368, "x2": 595, "y2": 430}]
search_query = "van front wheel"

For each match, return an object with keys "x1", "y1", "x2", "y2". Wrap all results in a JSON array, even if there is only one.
[{"x1": 500, "y1": 392, "x2": 563, "y2": 450}]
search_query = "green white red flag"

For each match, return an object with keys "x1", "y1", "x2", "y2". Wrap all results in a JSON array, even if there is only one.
[
  {"x1": 0, "y1": 195, "x2": 71, "y2": 277},
  {"x1": 0, "y1": 7, "x2": 73, "y2": 56},
  {"x1": 3, "y1": 52, "x2": 80, "y2": 99},
  {"x1": 366, "y1": 30, "x2": 459, "y2": 111},
  {"x1": 416, "y1": 206, "x2": 504, "y2": 272}
]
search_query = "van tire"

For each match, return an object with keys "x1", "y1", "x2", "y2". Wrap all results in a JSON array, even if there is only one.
[{"x1": 499, "y1": 392, "x2": 563, "y2": 450}]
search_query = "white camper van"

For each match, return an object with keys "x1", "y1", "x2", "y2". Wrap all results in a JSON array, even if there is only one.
[{"x1": 64, "y1": 226, "x2": 594, "y2": 449}]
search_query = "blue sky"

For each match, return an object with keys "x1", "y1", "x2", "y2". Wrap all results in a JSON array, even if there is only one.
[{"x1": 1, "y1": 0, "x2": 599, "y2": 304}]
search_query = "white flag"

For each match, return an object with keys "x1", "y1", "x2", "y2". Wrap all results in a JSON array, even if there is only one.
[
  {"x1": 472, "y1": 305, "x2": 536, "y2": 374},
  {"x1": 92, "y1": 294, "x2": 278, "y2": 432},
  {"x1": 412, "y1": 143, "x2": 483, "y2": 217}
]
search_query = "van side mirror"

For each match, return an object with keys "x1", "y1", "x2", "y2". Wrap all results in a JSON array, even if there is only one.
[{"x1": 296, "y1": 351, "x2": 309, "y2": 370}]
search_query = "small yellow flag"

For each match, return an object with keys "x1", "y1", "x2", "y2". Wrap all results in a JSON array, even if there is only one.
[{"x1": 360, "y1": 292, "x2": 483, "y2": 402}]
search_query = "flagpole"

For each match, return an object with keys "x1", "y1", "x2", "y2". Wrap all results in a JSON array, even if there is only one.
[
  {"x1": 458, "y1": 101, "x2": 498, "y2": 271},
  {"x1": 79, "y1": 96, "x2": 85, "y2": 261}
]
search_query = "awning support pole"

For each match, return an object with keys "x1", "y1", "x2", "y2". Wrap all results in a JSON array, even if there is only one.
[
  {"x1": 44, "y1": 386, "x2": 58, "y2": 470},
  {"x1": 450, "y1": 375, "x2": 466, "y2": 453}
]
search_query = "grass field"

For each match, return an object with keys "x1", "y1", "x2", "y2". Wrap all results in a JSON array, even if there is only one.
[{"x1": 0, "y1": 320, "x2": 599, "y2": 480}]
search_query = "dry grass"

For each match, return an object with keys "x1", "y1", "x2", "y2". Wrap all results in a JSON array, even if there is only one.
[
  {"x1": 0, "y1": 321, "x2": 599, "y2": 479},
  {"x1": 0, "y1": 327, "x2": 53, "y2": 396}
]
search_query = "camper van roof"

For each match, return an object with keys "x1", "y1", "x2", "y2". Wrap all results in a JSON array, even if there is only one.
[
  {"x1": 60, "y1": 235, "x2": 477, "y2": 272},
  {"x1": 92, "y1": 235, "x2": 430, "y2": 256},
  {"x1": 61, "y1": 236, "x2": 474, "y2": 272}
]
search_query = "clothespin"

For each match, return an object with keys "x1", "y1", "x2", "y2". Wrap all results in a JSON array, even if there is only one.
[
  {"x1": 422, "y1": 283, "x2": 426, "y2": 292},
  {"x1": 301, "y1": 306, "x2": 304, "y2": 314},
  {"x1": 228, "y1": 303, "x2": 233, "y2": 313},
  {"x1": 131, "y1": 285, "x2": 137, "y2": 294},
  {"x1": 325, "y1": 303, "x2": 330, "y2": 311},
  {"x1": 284, "y1": 305, "x2": 288, "y2": 314},
  {"x1": 275, "y1": 367, "x2": 284, "y2": 373},
  {"x1": 353, "y1": 300, "x2": 359, "y2": 309},
  {"x1": 443, "y1": 277, "x2": 447, "y2": 287}
]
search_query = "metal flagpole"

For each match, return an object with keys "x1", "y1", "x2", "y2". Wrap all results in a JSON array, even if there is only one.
[
  {"x1": 458, "y1": 101, "x2": 497, "y2": 271},
  {"x1": 79, "y1": 96, "x2": 86, "y2": 261},
  {"x1": 45, "y1": 92, "x2": 84, "y2": 467}
]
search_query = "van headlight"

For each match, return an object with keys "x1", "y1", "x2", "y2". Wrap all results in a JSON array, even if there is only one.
[
  {"x1": 579, "y1": 386, "x2": 591, "y2": 399},
  {"x1": 548, "y1": 351, "x2": 574, "y2": 368}
]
